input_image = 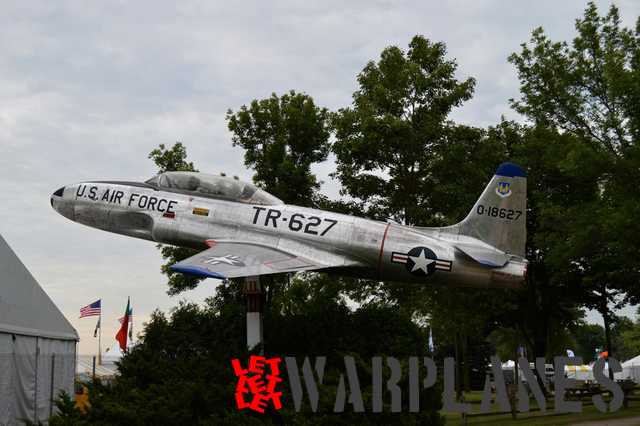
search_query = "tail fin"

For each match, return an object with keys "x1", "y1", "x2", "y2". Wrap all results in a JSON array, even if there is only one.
[{"x1": 455, "y1": 162, "x2": 527, "y2": 257}]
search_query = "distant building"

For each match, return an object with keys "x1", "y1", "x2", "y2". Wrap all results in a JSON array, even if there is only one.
[{"x1": 0, "y1": 235, "x2": 78, "y2": 425}]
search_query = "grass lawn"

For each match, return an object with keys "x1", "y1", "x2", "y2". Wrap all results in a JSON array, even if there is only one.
[{"x1": 442, "y1": 391, "x2": 640, "y2": 425}]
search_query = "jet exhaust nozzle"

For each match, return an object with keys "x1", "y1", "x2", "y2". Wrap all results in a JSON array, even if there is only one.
[{"x1": 489, "y1": 259, "x2": 527, "y2": 289}]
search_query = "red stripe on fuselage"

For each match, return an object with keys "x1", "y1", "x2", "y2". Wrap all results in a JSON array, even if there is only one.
[{"x1": 377, "y1": 223, "x2": 391, "y2": 279}]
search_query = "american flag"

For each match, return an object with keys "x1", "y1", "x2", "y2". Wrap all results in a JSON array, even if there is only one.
[{"x1": 79, "y1": 300, "x2": 101, "y2": 318}]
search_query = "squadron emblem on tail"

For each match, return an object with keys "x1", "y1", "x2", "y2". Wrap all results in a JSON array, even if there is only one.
[{"x1": 495, "y1": 181, "x2": 512, "y2": 198}]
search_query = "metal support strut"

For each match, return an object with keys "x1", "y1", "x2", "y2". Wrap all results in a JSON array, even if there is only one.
[{"x1": 243, "y1": 276, "x2": 264, "y2": 354}]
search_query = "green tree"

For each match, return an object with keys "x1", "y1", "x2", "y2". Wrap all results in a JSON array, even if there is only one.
[
  {"x1": 330, "y1": 33, "x2": 493, "y2": 322},
  {"x1": 226, "y1": 90, "x2": 335, "y2": 324},
  {"x1": 47, "y1": 391, "x2": 89, "y2": 426},
  {"x1": 148, "y1": 142, "x2": 196, "y2": 173},
  {"x1": 611, "y1": 315, "x2": 637, "y2": 361},
  {"x1": 509, "y1": 2, "x2": 640, "y2": 359},
  {"x1": 148, "y1": 142, "x2": 202, "y2": 295},
  {"x1": 332, "y1": 35, "x2": 476, "y2": 226},
  {"x1": 227, "y1": 91, "x2": 331, "y2": 207},
  {"x1": 426, "y1": 286, "x2": 507, "y2": 392},
  {"x1": 66, "y1": 279, "x2": 443, "y2": 425},
  {"x1": 512, "y1": 125, "x2": 600, "y2": 360},
  {"x1": 571, "y1": 322, "x2": 605, "y2": 362},
  {"x1": 331, "y1": 34, "x2": 517, "y2": 397},
  {"x1": 431, "y1": 123, "x2": 590, "y2": 387},
  {"x1": 509, "y1": 3, "x2": 638, "y2": 153},
  {"x1": 619, "y1": 311, "x2": 640, "y2": 361}
]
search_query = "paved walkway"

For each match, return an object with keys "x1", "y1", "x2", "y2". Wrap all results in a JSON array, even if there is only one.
[{"x1": 571, "y1": 416, "x2": 640, "y2": 426}]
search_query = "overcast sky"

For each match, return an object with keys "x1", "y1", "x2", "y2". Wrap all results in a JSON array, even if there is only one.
[{"x1": 2, "y1": 1, "x2": 639, "y2": 355}]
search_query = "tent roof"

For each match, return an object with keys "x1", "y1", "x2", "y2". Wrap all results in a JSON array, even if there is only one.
[
  {"x1": 623, "y1": 354, "x2": 640, "y2": 367},
  {"x1": 0, "y1": 235, "x2": 78, "y2": 341}
]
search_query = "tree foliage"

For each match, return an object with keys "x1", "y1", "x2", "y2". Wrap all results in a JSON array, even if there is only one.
[
  {"x1": 509, "y1": 3, "x2": 639, "y2": 154},
  {"x1": 509, "y1": 2, "x2": 640, "y2": 358},
  {"x1": 618, "y1": 311, "x2": 640, "y2": 361},
  {"x1": 332, "y1": 35, "x2": 476, "y2": 225},
  {"x1": 67, "y1": 278, "x2": 442, "y2": 425},
  {"x1": 148, "y1": 142, "x2": 196, "y2": 173},
  {"x1": 227, "y1": 91, "x2": 331, "y2": 207},
  {"x1": 571, "y1": 313, "x2": 640, "y2": 363},
  {"x1": 571, "y1": 322, "x2": 606, "y2": 362}
]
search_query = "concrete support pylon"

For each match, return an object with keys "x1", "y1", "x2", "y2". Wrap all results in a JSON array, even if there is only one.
[{"x1": 243, "y1": 276, "x2": 264, "y2": 354}]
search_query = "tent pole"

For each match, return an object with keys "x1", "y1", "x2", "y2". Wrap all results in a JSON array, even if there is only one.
[
  {"x1": 49, "y1": 354, "x2": 55, "y2": 417},
  {"x1": 34, "y1": 337, "x2": 39, "y2": 423}
]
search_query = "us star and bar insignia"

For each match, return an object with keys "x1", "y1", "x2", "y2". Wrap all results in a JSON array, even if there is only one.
[
  {"x1": 391, "y1": 246, "x2": 452, "y2": 276},
  {"x1": 204, "y1": 254, "x2": 244, "y2": 266}
]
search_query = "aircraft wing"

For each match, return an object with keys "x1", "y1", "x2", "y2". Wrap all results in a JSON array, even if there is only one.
[{"x1": 170, "y1": 240, "x2": 352, "y2": 280}]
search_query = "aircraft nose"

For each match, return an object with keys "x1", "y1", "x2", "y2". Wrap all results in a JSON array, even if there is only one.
[
  {"x1": 51, "y1": 186, "x2": 74, "y2": 220},
  {"x1": 51, "y1": 187, "x2": 65, "y2": 208},
  {"x1": 51, "y1": 185, "x2": 76, "y2": 221}
]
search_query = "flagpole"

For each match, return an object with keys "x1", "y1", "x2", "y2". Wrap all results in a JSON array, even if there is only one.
[
  {"x1": 130, "y1": 302, "x2": 133, "y2": 345},
  {"x1": 98, "y1": 309, "x2": 102, "y2": 365}
]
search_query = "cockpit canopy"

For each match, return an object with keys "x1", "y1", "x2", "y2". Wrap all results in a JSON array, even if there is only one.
[{"x1": 145, "y1": 172, "x2": 283, "y2": 206}]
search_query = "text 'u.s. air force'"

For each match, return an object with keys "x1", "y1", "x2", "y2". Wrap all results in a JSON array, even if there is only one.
[{"x1": 76, "y1": 185, "x2": 178, "y2": 214}]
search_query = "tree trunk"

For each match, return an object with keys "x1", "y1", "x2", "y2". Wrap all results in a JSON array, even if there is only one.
[
  {"x1": 532, "y1": 326, "x2": 550, "y2": 398},
  {"x1": 454, "y1": 331, "x2": 462, "y2": 400},
  {"x1": 529, "y1": 264, "x2": 551, "y2": 398},
  {"x1": 462, "y1": 333, "x2": 470, "y2": 392},
  {"x1": 600, "y1": 284, "x2": 614, "y2": 380}
]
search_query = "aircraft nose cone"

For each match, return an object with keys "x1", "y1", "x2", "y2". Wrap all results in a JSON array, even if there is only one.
[
  {"x1": 51, "y1": 187, "x2": 65, "y2": 207},
  {"x1": 50, "y1": 187, "x2": 75, "y2": 221}
]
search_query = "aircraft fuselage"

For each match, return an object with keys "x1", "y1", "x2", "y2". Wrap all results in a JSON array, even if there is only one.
[{"x1": 51, "y1": 177, "x2": 525, "y2": 288}]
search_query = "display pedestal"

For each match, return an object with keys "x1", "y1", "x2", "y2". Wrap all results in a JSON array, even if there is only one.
[{"x1": 243, "y1": 276, "x2": 263, "y2": 354}]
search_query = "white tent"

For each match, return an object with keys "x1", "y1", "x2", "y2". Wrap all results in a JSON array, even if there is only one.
[
  {"x1": 565, "y1": 364, "x2": 594, "y2": 381},
  {"x1": 501, "y1": 360, "x2": 515, "y2": 369},
  {"x1": 563, "y1": 357, "x2": 640, "y2": 384},
  {"x1": 622, "y1": 355, "x2": 640, "y2": 368},
  {"x1": 76, "y1": 356, "x2": 118, "y2": 379},
  {"x1": 621, "y1": 355, "x2": 640, "y2": 383},
  {"x1": 0, "y1": 235, "x2": 78, "y2": 425}
]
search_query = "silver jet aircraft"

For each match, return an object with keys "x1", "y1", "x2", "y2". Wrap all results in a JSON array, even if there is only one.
[{"x1": 51, "y1": 162, "x2": 527, "y2": 288}]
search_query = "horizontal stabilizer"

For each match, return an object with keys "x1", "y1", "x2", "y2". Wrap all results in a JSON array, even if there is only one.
[{"x1": 454, "y1": 243, "x2": 509, "y2": 268}]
